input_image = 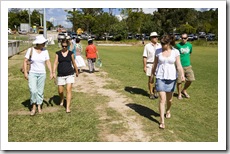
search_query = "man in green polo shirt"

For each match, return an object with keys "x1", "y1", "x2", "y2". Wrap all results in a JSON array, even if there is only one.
[{"x1": 175, "y1": 33, "x2": 195, "y2": 99}]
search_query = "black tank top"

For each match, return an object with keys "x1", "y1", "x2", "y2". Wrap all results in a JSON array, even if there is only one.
[{"x1": 56, "y1": 50, "x2": 74, "y2": 77}]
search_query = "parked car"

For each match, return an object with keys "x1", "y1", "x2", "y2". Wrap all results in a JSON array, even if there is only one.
[
  {"x1": 127, "y1": 33, "x2": 133, "y2": 39},
  {"x1": 38, "y1": 27, "x2": 43, "y2": 34},
  {"x1": 18, "y1": 30, "x2": 27, "y2": 35},
  {"x1": 187, "y1": 34, "x2": 195, "y2": 41},
  {"x1": 206, "y1": 34, "x2": 215, "y2": 41},
  {"x1": 175, "y1": 35, "x2": 181, "y2": 40},
  {"x1": 135, "y1": 34, "x2": 141, "y2": 40},
  {"x1": 81, "y1": 32, "x2": 89, "y2": 40},
  {"x1": 8, "y1": 28, "x2": 12, "y2": 34},
  {"x1": 57, "y1": 33, "x2": 65, "y2": 42},
  {"x1": 71, "y1": 32, "x2": 78, "y2": 39},
  {"x1": 199, "y1": 32, "x2": 206, "y2": 38}
]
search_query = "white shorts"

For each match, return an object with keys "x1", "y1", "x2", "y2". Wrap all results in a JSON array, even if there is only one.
[
  {"x1": 146, "y1": 64, "x2": 153, "y2": 76},
  {"x1": 57, "y1": 74, "x2": 75, "y2": 85}
]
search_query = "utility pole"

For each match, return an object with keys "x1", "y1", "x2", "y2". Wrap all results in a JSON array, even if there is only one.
[
  {"x1": 28, "y1": 8, "x2": 31, "y2": 32},
  {"x1": 43, "y1": 8, "x2": 47, "y2": 39}
]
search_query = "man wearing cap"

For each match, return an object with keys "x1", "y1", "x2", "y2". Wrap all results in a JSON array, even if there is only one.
[{"x1": 143, "y1": 32, "x2": 162, "y2": 99}]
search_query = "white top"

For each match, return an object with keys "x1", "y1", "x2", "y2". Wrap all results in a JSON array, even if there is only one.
[
  {"x1": 143, "y1": 42, "x2": 161, "y2": 63},
  {"x1": 155, "y1": 48, "x2": 180, "y2": 80},
  {"x1": 25, "y1": 47, "x2": 50, "y2": 74}
]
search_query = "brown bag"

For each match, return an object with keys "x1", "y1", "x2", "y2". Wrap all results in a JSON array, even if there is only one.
[{"x1": 20, "y1": 47, "x2": 33, "y2": 74}]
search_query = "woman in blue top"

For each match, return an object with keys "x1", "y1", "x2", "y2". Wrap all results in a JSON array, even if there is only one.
[{"x1": 152, "y1": 35, "x2": 185, "y2": 129}]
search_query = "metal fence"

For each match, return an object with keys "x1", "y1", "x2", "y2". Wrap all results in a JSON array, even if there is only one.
[{"x1": 8, "y1": 35, "x2": 35, "y2": 58}]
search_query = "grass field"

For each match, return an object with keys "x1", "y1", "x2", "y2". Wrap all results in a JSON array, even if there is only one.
[{"x1": 8, "y1": 40, "x2": 218, "y2": 142}]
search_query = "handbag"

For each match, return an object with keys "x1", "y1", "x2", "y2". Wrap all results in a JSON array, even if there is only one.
[{"x1": 20, "y1": 47, "x2": 33, "y2": 74}]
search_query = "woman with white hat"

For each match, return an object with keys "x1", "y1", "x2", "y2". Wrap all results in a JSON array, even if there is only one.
[{"x1": 23, "y1": 35, "x2": 53, "y2": 116}]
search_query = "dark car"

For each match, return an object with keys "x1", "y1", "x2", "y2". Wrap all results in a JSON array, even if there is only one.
[
  {"x1": 175, "y1": 35, "x2": 181, "y2": 40},
  {"x1": 206, "y1": 34, "x2": 215, "y2": 41},
  {"x1": 71, "y1": 32, "x2": 78, "y2": 39},
  {"x1": 187, "y1": 34, "x2": 195, "y2": 41},
  {"x1": 127, "y1": 33, "x2": 133, "y2": 39}
]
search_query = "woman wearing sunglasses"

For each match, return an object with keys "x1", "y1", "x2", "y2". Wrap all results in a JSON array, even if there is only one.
[
  {"x1": 152, "y1": 35, "x2": 185, "y2": 129},
  {"x1": 53, "y1": 39, "x2": 78, "y2": 113}
]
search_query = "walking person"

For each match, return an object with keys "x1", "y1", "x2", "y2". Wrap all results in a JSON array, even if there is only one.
[
  {"x1": 143, "y1": 32, "x2": 162, "y2": 99},
  {"x1": 175, "y1": 33, "x2": 195, "y2": 99},
  {"x1": 23, "y1": 35, "x2": 53, "y2": 116},
  {"x1": 85, "y1": 38, "x2": 99, "y2": 73},
  {"x1": 75, "y1": 37, "x2": 86, "y2": 73},
  {"x1": 53, "y1": 39, "x2": 79, "y2": 113},
  {"x1": 152, "y1": 35, "x2": 185, "y2": 129}
]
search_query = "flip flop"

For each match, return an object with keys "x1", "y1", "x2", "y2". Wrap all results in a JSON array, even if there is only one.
[
  {"x1": 166, "y1": 111, "x2": 171, "y2": 119},
  {"x1": 177, "y1": 96, "x2": 183, "y2": 100},
  {"x1": 159, "y1": 123, "x2": 165, "y2": 129},
  {"x1": 182, "y1": 92, "x2": 190, "y2": 98}
]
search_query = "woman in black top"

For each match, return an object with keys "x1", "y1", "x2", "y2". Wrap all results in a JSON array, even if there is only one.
[{"x1": 53, "y1": 39, "x2": 78, "y2": 113}]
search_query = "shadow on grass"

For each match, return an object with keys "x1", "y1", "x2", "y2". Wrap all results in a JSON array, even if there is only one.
[
  {"x1": 48, "y1": 95, "x2": 67, "y2": 108},
  {"x1": 21, "y1": 95, "x2": 63, "y2": 111},
  {"x1": 81, "y1": 68, "x2": 99, "y2": 74},
  {"x1": 126, "y1": 103, "x2": 160, "y2": 124},
  {"x1": 124, "y1": 86, "x2": 149, "y2": 97}
]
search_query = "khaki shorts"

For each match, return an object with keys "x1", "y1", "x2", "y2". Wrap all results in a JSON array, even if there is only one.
[
  {"x1": 146, "y1": 64, "x2": 153, "y2": 76},
  {"x1": 57, "y1": 74, "x2": 75, "y2": 85},
  {"x1": 177, "y1": 65, "x2": 195, "y2": 83}
]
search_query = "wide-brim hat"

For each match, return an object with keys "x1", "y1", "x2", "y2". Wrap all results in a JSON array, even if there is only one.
[
  {"x1": 33, "y1": 35, "x2": 48, "y2": 44},
  {"x1": 149, "y1": 32, "x2": 159, "y2": 37}
]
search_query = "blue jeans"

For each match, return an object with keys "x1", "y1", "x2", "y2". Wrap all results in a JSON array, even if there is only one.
[{"x1": 28, "y1": 72, "x2": 46, "y2": 105}]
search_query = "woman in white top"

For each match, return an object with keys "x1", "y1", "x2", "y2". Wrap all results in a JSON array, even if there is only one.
[
  {"x1": 152, "y1": 35, "x2": 185, "y2": 129},
  {"x1": 75, "y1": 37, "x2": 86, "y2": 72},
  {"x1": 23, "y1": 35, "x2": 53, "y2": 116}
]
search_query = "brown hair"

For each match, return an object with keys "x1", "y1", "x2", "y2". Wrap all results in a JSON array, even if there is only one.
[
  {"x1": 160, "y1": 35, "x2": 175, "y2": 47},
  {"x1": 61, "y1": 39, "x2": 70, "y2": 46}
]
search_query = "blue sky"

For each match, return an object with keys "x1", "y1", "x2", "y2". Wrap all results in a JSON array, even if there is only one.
[{"x1": 29, "y1": 8, "x2": 213, "y2": 28}]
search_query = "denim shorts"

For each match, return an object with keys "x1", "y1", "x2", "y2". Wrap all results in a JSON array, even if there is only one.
[{"x1": 155, "y1": 78, "x2": 176, "y2": 92}]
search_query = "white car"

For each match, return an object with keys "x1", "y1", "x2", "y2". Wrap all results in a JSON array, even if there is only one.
[{"x1": 8, "y1": 28, "x2": 12, "y2": 34}]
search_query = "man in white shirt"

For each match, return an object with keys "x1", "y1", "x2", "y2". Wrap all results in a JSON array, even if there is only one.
[{"x1": 143, "y1": 32, "x2": 162, "y2": 99}]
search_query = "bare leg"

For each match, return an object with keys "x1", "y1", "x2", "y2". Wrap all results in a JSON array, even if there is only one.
[
  {"x1": 148, "y1": 76, "x2": 154, "y2": 98},
  {"x1": 177, "y1": 83, "x2": 183, "y2": 99},
  {"x1": 66, "y1": 83, "x2": 72, "y2": 112},
  {"x1": 166, "y1": 92, "x2": 173, "y2": 118},
  {"x1": 30, "y1": 103, "x2": 36, "y2": 116},
  {"x1": 38, "y1": 104, "x2": 42, "y2": 113},
  {"x1": 58, "y1": 85, "x2": 64, "y2": 106},
  {"x1": 182, "y1": 81, "x2": 192, "y2": 98},
  {"x1": 158, "y1": 91, "x2": 166, "y2": 128}
]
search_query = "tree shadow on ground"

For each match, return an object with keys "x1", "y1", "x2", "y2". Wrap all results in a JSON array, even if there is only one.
[
  {"x1": 124, "y1": 86, "x2": 149, "y2": 97},
  {"x1": 126, "y1": 103, "x2": 160, "y2": 124}
]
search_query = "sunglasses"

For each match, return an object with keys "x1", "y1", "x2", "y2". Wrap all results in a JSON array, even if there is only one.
[
  {"x1": 182, "y1": 37, "x2": 188, "y2": 40},
  {"x1": 151, "y1": 36, "x2": 158, "y2": 38},
  {"x1": 62, "y1": 45, "x2": 68, "y2": 48}
]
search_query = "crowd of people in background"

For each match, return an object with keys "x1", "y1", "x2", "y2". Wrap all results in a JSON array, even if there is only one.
[{"x1": 23, "y1": 32, "x2": 194, "y2": 130}]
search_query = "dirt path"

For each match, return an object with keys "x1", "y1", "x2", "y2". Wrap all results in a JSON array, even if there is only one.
[{"x1": 72, "y1": 66, "x2": 151, "y2": 142}]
